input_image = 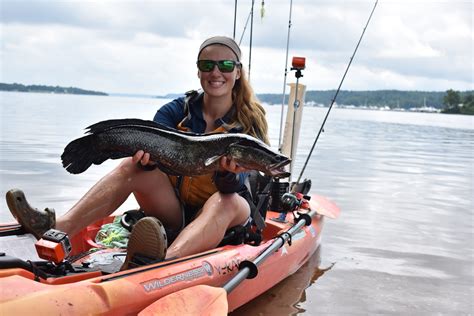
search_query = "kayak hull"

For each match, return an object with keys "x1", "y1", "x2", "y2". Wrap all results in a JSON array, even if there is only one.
[{"x1": 0, "y1": 195, "x2": 330, "y2": 314}]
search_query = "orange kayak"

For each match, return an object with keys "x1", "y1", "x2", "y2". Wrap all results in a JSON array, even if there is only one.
[{"x1": 0, "y1": 194, "x2": 338, "y2": 314}]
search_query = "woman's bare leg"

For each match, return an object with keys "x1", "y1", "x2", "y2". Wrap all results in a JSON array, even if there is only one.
[
  {"x1": 166, "y1": 192, "x2": 250, "y2": 259},
  {"x1": 56, "y1": 158, "x2": 182, "y2": 236}
]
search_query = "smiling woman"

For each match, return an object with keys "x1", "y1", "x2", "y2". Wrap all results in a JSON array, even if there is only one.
[
  {"x1": 1, "y1": 1, "x2": 473, "y2": 314},
  {"x1": 5, "y1": 35, "x2": 271, "y2": 271},
  {"x1": 197, "y1": 36, "x2": 243, "y2": 129}
]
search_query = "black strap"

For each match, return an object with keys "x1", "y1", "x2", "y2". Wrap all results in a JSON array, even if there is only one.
[
  {"x1": 179, "y1": 90, "x2": 201, "y2": 128},
  {"x1": 121, "y1": 209, "x2": 146, "y2": 231},
  {"x1": 250, "y1": 181, "x2": 272, "y2": 230},
  {"x1": 27, "y1": 260, "x2": 42, "y2": 282},
  {"x1": 276, "y1": 232, "x2": 292, "y2": 246}
]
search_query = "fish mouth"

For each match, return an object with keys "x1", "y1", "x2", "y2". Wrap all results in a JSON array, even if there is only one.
[{"x1": 268, "y1": 158, "x2": 291, "y2": 178}]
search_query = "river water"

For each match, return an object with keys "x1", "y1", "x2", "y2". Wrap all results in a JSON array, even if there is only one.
[{"x1": 0, "y1": 92, "x2": 472, "y2": 314}]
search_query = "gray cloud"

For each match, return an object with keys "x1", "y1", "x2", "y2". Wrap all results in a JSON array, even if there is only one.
[{"x1": 1, "y1": 0, "x2": 472, "y2": 94}]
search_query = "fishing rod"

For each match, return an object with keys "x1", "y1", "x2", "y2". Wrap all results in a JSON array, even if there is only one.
[
  {"x1": 278, "y1": 0, "x2": 294, "y2": 150},
  {"x1": 295, "y1": 0, "x2": 378, "y2": 185},
  {"x1": 233, "y1": 0, "x2": 238, "y2": 39}
]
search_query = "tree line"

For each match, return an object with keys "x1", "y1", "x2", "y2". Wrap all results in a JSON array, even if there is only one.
[
  {"x1": 257, "y1": 89, "x2": 473, "y2": 111},
  {"x1": 0, "y1": 83, "x2": 108, "y2": 96},
  {"x1": 2, "y1": 83, "x2": 472, "y2": 115},
  {"x1": 441, "y1": 89, "x2": 474, "y2": 115}
]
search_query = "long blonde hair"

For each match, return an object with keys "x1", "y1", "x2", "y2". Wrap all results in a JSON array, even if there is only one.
[{"x1": 232, "y1": 67, "x2": 270, "y2": 145}]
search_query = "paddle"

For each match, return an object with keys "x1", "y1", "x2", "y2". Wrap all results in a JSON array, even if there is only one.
[
  {"x1": 0, "y1": 223, "x2": 23, "y2": 236},
  {"x1": 139, "y1": 195, "x2": 340, "y2": 315},
  {"x1": 310, "y1": 194, "x2": 340, "y2": 219}
]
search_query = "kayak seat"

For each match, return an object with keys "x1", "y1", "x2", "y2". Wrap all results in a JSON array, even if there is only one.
[{"x1": 218, "y1": 222, "x2": 262, "y2": 247}]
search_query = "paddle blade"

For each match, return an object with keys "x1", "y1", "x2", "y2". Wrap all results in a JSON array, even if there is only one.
[
  {"x1": 138, "y1": 285, "x2": 228, "y2": 316},
  {"x1": 310, "y1": 195, "x2": 341, "y2": 219}
]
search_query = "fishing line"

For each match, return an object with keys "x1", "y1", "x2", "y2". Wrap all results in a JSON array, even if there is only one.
[
  {"x1": 236, "y1": 0, "x2": 264, "y2": 81},
  {"x1": 238, "y1": 10, "x2": 252, "y2": 45},
  {"x1": 295, "y1": 0, "x2": 379, "y2": 184},
  {"x1": 248, "y1": 0, "x2": 255, "y2": 81}
]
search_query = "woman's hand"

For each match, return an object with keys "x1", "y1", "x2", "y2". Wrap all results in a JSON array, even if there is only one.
[
  {"x1": 220, "y1": 156, "x2": 248, "y2": 174},
  {"x1": 133, "y1": 150, "x2": 154, "y2": 166}
]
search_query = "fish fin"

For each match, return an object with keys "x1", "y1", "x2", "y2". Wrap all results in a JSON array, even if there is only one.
[
  {"x1": 228, "y1": 142, "x2": 247, "y2": 150},
  {"x1": 86, "y1": 119, "x2": 168, "y2": 134},
  {"x1": 86, "y1": 118, "x2": 205, "y2": 137},
  {"x1": 204, "y1": 155, "x2": 223, "y2": 167}
]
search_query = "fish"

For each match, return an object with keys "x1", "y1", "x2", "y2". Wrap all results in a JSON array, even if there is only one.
[{"x1": 61, "y1": 118, "x2": 291, "y2": 178}]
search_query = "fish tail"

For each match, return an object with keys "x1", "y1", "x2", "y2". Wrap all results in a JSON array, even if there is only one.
[{"x1": 61, "y1": 134, "x2": 109, "y2": 174}]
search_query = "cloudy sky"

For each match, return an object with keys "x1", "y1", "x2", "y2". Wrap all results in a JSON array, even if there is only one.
[{"x1": 1, "y1": 0, "x2": 472, "y2": 95}]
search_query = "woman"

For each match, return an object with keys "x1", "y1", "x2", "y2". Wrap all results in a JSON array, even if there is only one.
[{"x1": 6, "y1": 36, "x2": 269, "y2": 269}]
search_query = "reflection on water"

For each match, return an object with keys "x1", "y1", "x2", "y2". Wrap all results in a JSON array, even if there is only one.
[
  {"x1": 1, "y1": 92, "x2": 473, "y2": 314},
  {"x1": 231, "y1": 247, "x2": 335, "y2": 316}
]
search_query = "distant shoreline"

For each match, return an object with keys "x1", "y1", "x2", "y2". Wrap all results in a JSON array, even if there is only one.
[
  {"x1": 0, "y1": 83, "x2": 108, "y2": 96},
  {"x1": 2, "y1": 82, "x2": 472, "y2": 113}
]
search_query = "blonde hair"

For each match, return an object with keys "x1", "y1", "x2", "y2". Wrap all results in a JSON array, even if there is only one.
[{"x1": 232, "y1": 67, "x2": 270, "y2": 145}]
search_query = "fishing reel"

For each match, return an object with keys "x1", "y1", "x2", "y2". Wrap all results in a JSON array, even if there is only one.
[
  {"x1": 280, "y1": 193, "x2": 302, "y2": 212},
  {"x1": 282, "y1": 192, "x2": 310, "y2": 211},
  {"x1": 271, "y1": 176, "x2": 311, "y2": 223}
]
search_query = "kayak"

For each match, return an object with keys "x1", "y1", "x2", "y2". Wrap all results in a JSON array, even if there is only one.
[{"x1": 0, "y1": 193, "x2": 339, "y2": 315}]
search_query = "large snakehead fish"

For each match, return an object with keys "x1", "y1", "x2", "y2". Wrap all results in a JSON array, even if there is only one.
[{"x1": 61, "y1": 118, "x2": 291, "y2": 177}]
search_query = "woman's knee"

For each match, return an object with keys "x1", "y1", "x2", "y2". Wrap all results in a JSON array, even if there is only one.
[
  {"x1": 206, "y1": 192, "x2": 250, "y2": 225},
  {"x1": 114, "y1": 157, "x2": 141, "y2": 178},
  {"x1": 115, "y1": 158, "x2": 167, "y2": 187}
]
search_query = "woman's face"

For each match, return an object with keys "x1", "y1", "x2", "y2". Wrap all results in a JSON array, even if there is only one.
[{"x1": 197, "y1": 45, "x2": 241, "y2": 99}]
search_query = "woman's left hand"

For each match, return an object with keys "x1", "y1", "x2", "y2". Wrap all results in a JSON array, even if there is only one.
[{"x1": 220, "y1": 156, "x2": 248, "y2": 174}]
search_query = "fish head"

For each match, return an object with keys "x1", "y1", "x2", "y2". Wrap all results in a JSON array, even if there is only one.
[
  {"x1": 228, "y1": 138, "x2": 291, "y2": 178},
  {"x1": 267, "y1": 157, "x2": 291, "y2": 178}
]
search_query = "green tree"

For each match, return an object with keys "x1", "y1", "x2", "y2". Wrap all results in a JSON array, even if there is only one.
[
  {"x1": 442, "y1": 89, "x2": 461, "y2": 113},
  {"x1": 460, "y1": 94, "x2": 474, "y2": 115}
]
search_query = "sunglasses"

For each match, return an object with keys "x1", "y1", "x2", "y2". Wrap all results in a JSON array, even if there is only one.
[{"x1": 197, "y1": 60, "x2": 241, "y2": 73}]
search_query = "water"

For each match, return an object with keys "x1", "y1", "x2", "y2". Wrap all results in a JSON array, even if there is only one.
[{"x1": 1, "y1": 91, "x2": 473, "y2": 314}]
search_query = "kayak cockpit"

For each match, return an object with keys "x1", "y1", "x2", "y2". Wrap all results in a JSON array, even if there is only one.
[{"x1": 0, "y1": 213, "x2": 290, "y2": 283}]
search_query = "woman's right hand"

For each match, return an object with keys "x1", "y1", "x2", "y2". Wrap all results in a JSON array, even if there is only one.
[{"x1": 219, "y1": 156, "x2": 248, "y2": 174}]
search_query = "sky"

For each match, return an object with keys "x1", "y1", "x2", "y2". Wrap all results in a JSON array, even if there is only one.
[{"x1": 1, "y1": 0, "x2": 472, "y2": 95}]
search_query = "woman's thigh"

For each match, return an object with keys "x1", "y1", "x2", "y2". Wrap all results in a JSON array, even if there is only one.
[{"x1": 127, "y1": 164, "x2": 182, "y2": 230}]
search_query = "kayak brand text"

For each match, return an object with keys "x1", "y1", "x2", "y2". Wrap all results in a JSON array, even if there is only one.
[{"x1": 141, "y1": 261, "x2": 213, "y2": 292}]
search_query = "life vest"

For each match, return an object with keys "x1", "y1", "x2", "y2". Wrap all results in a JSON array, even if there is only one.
[{"x1": 168, "y1": 90, "x2": 235, "y2": 209}]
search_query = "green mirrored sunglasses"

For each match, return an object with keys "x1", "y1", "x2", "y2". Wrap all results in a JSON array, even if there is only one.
[{"x1": 197, "y1": 60, "x2": 241, "y2": 73}]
